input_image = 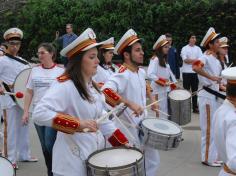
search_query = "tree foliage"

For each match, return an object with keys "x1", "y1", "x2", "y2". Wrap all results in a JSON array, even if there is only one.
[{"x1": 1, "y1": 0, "x2": 236, "y2": 64}]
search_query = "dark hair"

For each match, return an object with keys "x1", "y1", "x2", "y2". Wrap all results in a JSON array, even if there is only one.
[
  {"x1": 65, "y1": 52, "x2": 100, "y2": 102},
  {"x1": 66, "y1": 24, "x2": 73, "y2": 28},
  {"x1": 121, "y1": 41, "x2": 142, "y2": 61},
  {"x1": 226, "y1": 83, "x2": 236, "y2": 98},
  {"x1": 165, "y1": 33, "x2": 172, "y2": 38},
  {"x1": 188, "y1": 33, "x2": 196, "y2": 41},
  {"x1": 154, "y1": 46, "x2": 167, "y2": 67},
  {"x1": 206, "y1": 35, "x2": 221, "y2": 50},
  {"x1": 38, "y1": 42, "x2": 57, "y2": 61},
  {"x1": 98, "y1": 48, "x2": 115, "y2": 72}
]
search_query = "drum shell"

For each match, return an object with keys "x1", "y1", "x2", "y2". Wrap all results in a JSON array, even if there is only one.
[
  {"x1": 0, "y1": 156, "x2": 15, "y2": 176},
  {"x1": 142, "y1": 123, "x2": 182, "y2": 151},
  {"x1": 86, "y1": 147, "x2": 145, "y2": 176},
  {"x1": 168, "y1": 90, "x2": 191, "y2": 125}
]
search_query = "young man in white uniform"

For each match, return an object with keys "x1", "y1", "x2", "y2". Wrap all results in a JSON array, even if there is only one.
[
  {"x1": 193, "y1": 27, "x2": 224, "y2": 167},
  {"x1": 214, "y1": 67, "x2": 236, "y2": 176},
  {"x1": 102, "y1": 29, "x2": 160, "y2": 176},
  {"x1": 0, "y1": 28, "x2": 37, "y2": 168}
]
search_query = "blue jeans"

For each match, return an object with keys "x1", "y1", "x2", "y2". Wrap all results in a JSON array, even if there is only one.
[{"x1": 35, "y1": 124, "x2": 57, "y2": 176}]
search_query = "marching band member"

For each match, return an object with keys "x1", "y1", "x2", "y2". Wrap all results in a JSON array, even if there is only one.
[
  {"x1": 22, "y1": 43, "x2": 64, "y2": 176},
  {"x1": 193, "y1": 27, "x2": 223, "y2": 167},
  {"x1": 93, "y1": 37, "x2": 119, "y2": 85},
  {"x1": 0, "y1": 28, "x2": 38, "y2": 169},
  {"x1": 102, "y1": 29, "x2": 160, "y2": 176},
  {"x1": 33, "y1": 28, "x2": 129, "y2": 176},
  {"x1": 147, "y1": 35, "x2": 177, "y2": 119},
  {"x1": 214, "y1": 67, "x2": 236, "y2": 176}
]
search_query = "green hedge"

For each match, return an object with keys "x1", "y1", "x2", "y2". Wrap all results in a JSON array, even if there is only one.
[{"x1": 1, "y1": 0, "x2": 236, "y2": 65}]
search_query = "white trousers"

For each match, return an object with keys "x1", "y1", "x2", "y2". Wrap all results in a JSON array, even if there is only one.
[
  {"x1": 144, "y1": 146, "x2": 160, "y2": 176},
  {"x1": 3, "y1": 105, "x2": 31, "y2": 163},
  {"x1": 199, "y1": 96, "x2": 218, "y2": 163}
]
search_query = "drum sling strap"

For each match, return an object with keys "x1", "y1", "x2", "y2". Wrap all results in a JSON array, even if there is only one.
[
  {"x1": 5, "y1": 53, "x2": 29, "y2": 65},
  {"x1": 203, "y1": 86, "x2": 226, "y2": 100},
  {"x1": 2, "y1": 54, "x2": 28, "y2": 102}
]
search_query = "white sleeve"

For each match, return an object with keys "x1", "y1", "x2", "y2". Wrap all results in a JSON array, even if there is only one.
[
  {"x1": 147, "y1": 58, "x2": 159, "y2": 81},
  {"x1": 198, "y1": 55, "x2": 207, "y2": 65},
  {"x1": 180, "y1": 47, "x2": 187, "y2": 60},
  {"x1": 226, "y1": 119, "x2": 236, "y2": 172},
  {"x1": 26, "y1": 69, "x2": 33, "y2": 89},
  {"x1": 32, "y1": 82, "x2": 69, "y2": 127},
  {"x1": 102, "y1": 72, "x2": 129, "y2": 94},
  {"x1": 197, "y1": 47, "x2": 203, "y2": 58},
  {"x1": 93, "y1": 66, "x2": 107, "y2": 83}
]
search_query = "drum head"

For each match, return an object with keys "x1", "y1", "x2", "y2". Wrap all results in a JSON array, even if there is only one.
[
  {"x1": 142, "y1": 118, "x2": 182, "y2": 135},
  {"x1": 0, "y1": 156, "x2": 15, "y2": 176},
  {"x1": 168, "y1": 89, "x2": 191, "y2": 101},
  {"x1": 13, "y1": 68, "x2": 32, "y2": 111},
  {"x1": 88, "y1": 147, "x2": 143, "y2": 168}
]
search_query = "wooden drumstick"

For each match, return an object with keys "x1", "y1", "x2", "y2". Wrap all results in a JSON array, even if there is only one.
[
  {"x1": 83, "y1": 103, "x2": 125, "y2": 132},
  {"x1": 3, "y1": 91, "x2": 24, "y2": 98}
]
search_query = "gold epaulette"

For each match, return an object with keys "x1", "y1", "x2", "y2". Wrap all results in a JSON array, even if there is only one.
[{"x1": 57, "y1": 74, "x2": 70, "y2": 82}]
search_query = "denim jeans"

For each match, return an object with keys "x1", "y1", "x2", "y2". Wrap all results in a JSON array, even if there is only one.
[{"x1": 35, "y1": 124, "x2": 57, "y2": 176}]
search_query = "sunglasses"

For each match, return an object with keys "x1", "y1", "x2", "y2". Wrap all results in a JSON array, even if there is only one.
[
  {"x1": 8, "y1": 41, "x2": 21, "y2": 46},
  {"x1": 37, "y1": 51, "x2": 49, "y2": 56}
]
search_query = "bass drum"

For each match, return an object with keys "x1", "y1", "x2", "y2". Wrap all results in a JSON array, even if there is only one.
[{"x1": 13, "y1": 68, "x2": 32, "y2": 111}]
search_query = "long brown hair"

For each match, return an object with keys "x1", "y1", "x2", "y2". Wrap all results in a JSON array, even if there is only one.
[
  {"x1": 38, "y1": 43, "x2": 57, "y2": 61},
  {"x1": 65, "y1": 52, "x2": 100, "y2": 102},
  {"x1": 154, "y1": 46, "x2": 167, "y2": 67}
]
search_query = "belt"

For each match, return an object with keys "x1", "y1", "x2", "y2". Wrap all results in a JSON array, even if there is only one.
[{"x1": 224, "y1": 164, "x2": 236, "y2": 175}]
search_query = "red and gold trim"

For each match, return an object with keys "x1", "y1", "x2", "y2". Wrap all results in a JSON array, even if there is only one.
[
  {"x1": 155, "y1": 39, "x2": 168, "y2": 50},
  {"x1": 123, "y1": 63, "x2": 138, "y2": 72},
  {"x1": 103, "y1": 88, "x2": 122, "y2": 107},
  {"x1": 52, "y1": 113, "x2": 80, "y2": 134},
  {"x1": 118, "y1": 65, "x2": 127, "y2": 73},
  {"x1": 117, "y1": 35, "x2": 139, "y2": 55},
  {"x1": 67, "y1": 39, "x2": 97, "y2": 59},
  {"x1": 100, "y1": 43, "x2": 114, "y2": 49},
  {"x1": 170, "y1": 83, "x2": 177, "y2": 90},
  {"x1": 57, "y1": 74, "x2": 70, "y2": 82},
  {"x1": 203, "y1": 32, "x2": 217, "y2": 47},
  {"x1": 192, "y1": 60, "x2": 204, "y2": 68},
  {"x1": 108, "y1": 129, "x2": 128, "y2": 146},
  {"x1": 224, "y1": 164, "x2": 236, "y2": 175},
  {"x1": 155, "y1": 77, "x2": 168, "y2": 86},
  {"x1": 228, "y1": 80, "x2": 236, "y2": 85}
]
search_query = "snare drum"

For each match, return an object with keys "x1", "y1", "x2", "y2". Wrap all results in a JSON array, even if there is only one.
[
  {"x1": 168, "y1": 89, "x2": 191, "y2": 125},
  {"x1": 13, "y1": 68, "x2": 32, "y2": 111},
  {"x1": 0, "y1": 156, "x2": 15, "y2": 176},
  {"x1": 87, "y1": 147, "x2": 145, "y2": 176},
  {"x1": 141, "y1": 118, "x2": 182, "y2": 150}
]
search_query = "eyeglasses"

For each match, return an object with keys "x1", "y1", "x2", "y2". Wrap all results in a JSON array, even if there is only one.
[
  {"x1": 8, "y1": 41, "x2": 21, "y2": 46},
  {"x1": 36, "y1": 51, "x2": 49, "y2": 56}
]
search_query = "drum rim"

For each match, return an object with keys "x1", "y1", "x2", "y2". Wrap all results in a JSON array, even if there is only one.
[
  {"x1": 0, "y1": 156, "x2": 15, "y2": 175},
  {"x1": 86, "y1": 147, "x2": 144, "y2": 170},
  {"x1": 168, "y1": 89, "x2": 191, "y2": 100},
  {"x1": 13, "y1": 67, "x2": 32, "y2": 109},
  {"x1": 142, "y1": 118, "x2": 183, "y2": 135}
]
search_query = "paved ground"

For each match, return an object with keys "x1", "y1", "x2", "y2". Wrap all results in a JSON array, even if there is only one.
[{"x1": 13, "y1": 111, "x2": 221, "y2": 176}]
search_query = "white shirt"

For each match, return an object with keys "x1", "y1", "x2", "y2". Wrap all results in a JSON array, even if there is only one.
[
  {"x1": 181, "y1": 44, "x2": 202, "y2": 73},
  {"x1": 214, "y1": 99, "x2": 236, "y2": 174},
  {"x1": 26, "y1": 64, "x2": 64, "y2": 106},
  {"x1": 198, "y1": 51, "x2": 222, "y2": 99},
  {"x1": 0, "y1": 55, "x2": 30, "y2": 108},
  {"x1": 33, "y1": 80, "x2": 118, "y2": 175},
  {"x1": 147, "y1": 56, "x2": 177, "y2": 94}
]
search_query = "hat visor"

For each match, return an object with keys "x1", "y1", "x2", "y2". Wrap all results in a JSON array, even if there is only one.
[
  {"x1": 81, "y1": 42, "x2": 103, "y2": 52},
  {"x1": 103, "y1": 47, "x2": 115, "y2": 50},
  {"x1": 211, "y1": 33, "x2": 221, "y2": 41},
  {"x1": 128, "y1": 38, "x2": 143, "y2": 46},
  {"x1": 220, "y1": 44, "x2": 229, "y2": 48}
]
